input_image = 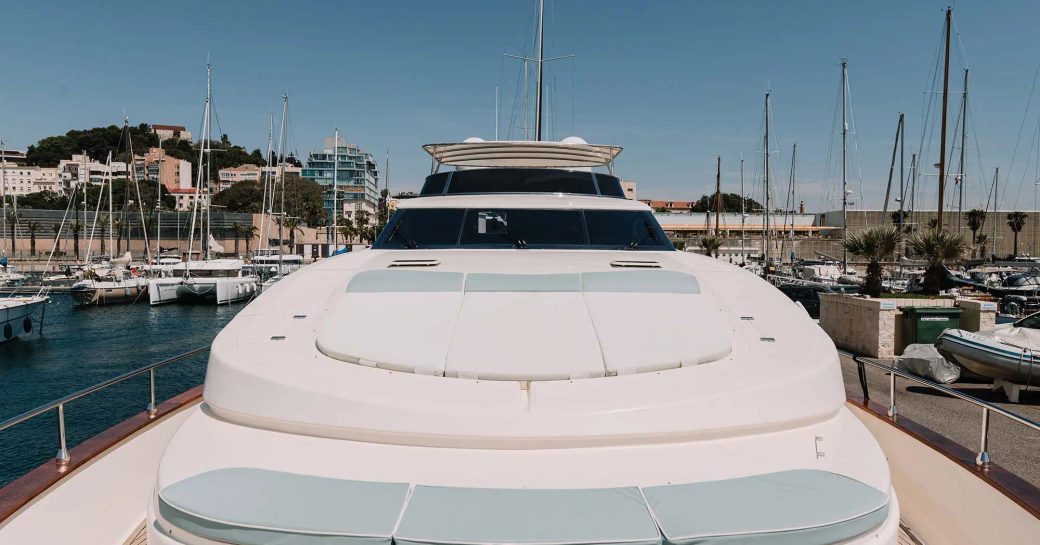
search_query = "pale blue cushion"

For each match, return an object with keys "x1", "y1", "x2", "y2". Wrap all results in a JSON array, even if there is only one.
[
  {"x1": 582, "y1": 271, "x2": 700, "y2": 294},
  {"x1": 346, "y1": 270, "x2": 463, "y2": 293},
  {"x1": 395, "y1": 485, "x2": 661, "y2": 545},
  {"x1": 158, "y1": 468, "x2": 408, "y2": 545},
  {"x1": 466, "y1": 273, "x2": 581, "y2": 292},
  {"x1": 642, "y1": 470, "x2": 889, "y2": 545}
]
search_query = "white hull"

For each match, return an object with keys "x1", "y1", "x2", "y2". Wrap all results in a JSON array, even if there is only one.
[
  {"x1": 0, "y1": 296, "x2": 46, "y2": 342},
  {"x1": 70, "y1": 277, "x2": 148, "y2": 305},
  {"x1": 149, "y1": 276, "x2": 258, "y2": 305}
]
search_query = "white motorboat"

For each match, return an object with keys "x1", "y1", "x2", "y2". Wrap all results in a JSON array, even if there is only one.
[
  {"x1": 173, "y1": 138, "x2": 896, "y2": 543},
  {"x1": 249, "y1": 248, "x2": 305, "y2": 277},
  {"x1": 3, "y1": 138, "x2": 1040, "y2": 545},
  {"x1": 0, "y1": 294, "x2": 46, "y2": 343},
  {"x1": 147, "y1": 259, "x2": 259, "y2": 305}
]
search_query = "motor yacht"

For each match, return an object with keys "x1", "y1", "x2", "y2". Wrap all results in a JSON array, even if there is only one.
[
  {"x1": 249, "y1": 247, "x2": 305, "y2": 278},
  {"x1": 1, "y1": 140, "x2": 1039, "y2": 545}
]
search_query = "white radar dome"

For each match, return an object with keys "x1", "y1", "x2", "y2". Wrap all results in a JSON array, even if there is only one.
[{"x1": 560, "y1": 136, "x2": 588, "y2": 145}]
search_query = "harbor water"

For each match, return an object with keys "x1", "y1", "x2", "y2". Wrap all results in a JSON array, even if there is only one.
[{"x1": 0, "y1": 294, "x2": 244, "y2": 486}]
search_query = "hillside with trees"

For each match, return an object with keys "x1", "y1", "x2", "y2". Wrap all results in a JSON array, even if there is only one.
[
  {"x1": 211, "y1": 173, "x2": 325, "y2": 226},
  {"x1": 688, "y1": 193, "x2": 762, "y2": 213}
]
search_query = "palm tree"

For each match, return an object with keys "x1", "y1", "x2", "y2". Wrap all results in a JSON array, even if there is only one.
[
  {"x1": 229, "y1": 222, "x2": 244, "y2": 256},
  {"x1": 966, "y1": 208, "x2": 987, "y2": 246},
  {"x1": 5, "y1": 210, "x2": 20, "y2": 256},
  {"x1": 338, "y1": 224, "x2": 356, "y2": 244},
  {"x1": 699, "y1": 236, "x2": 723, "y2": 258},
  {"x1": 976, "y1": 234, "x2": 989, "y2": 261},
  {"x1": 1007, "y1": 211, "x2": 1027, "y2": 257},
  {"x1": 926, "y1": 218, "x2": 940, "y2": 231},
  {"x1": 25, "y1": 221, "x2": 40, "y2": 257},
  {"x1": 112, "y1": 218, "x2": 125, "y2": 255},
  {"x1": 69, "y1": 220, "x2": 83, "y2": 260},
  {"x1": 906, "y1": 230, "x2": 970, "y2": 295},
  {"x1": 244, "y1": 224, "x2": 258, "y2": 254},
  {"x1": 50, "y1": 223, "x2": 62, "y2": 254},
  {"x1": 844, "y1": 228, "x2": 901, "y2": 297},
  {"x1": 98, "y1": 213, "x2": 109, "y2": 256},
  {"x1": 276, "y1": 216, "x2": 304, "y2": 251}
]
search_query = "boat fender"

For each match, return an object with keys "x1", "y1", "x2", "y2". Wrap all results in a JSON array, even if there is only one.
[
  {"x1": 3, "y1": 323, "x2": 11, "y2": 340},
  {"x1": 23, "y1": 317, "x2": 32, "y2": 333}
]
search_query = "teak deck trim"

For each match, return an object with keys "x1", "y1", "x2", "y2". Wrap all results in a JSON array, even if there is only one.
[
  {"x1": 848, "y1": 394, "x2": 1040, "y2": 520},
  {"x1": 0, "y1": 385, "x2": 204, "y2": 525}
]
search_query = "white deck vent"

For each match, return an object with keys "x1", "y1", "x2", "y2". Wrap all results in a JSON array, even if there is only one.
[
  {"x1": 609, "y1": 260, "x2": 662, "y2": 269},
  {"x1": 387, "y1": 259, "x2": 441, "y2": 268}
]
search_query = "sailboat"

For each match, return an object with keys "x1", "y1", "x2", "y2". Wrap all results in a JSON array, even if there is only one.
[
  {"x1": 147, "y1": 64, "x2": 258, "y2": 305},
  {"x1": 69, "y1": 124, "x2": 153, "y2": 305},
  {"x1": 0, "y1": 139, "x2": 47, "y2": 341}
]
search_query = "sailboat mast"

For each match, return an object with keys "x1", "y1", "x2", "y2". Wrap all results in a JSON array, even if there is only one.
[
  {"x1": 332, "y1": 127, "x2": 339, "y2": 248},
  {"x1": 155, "y1": 139, "x2": 162, "y2": 264},
  {"x1": 186, "y1": 64, "x2": 211, "y2": 271},
  {"x1": 936, "y1": 6, "x2": 952, "y2": 231},
  {"x1": 107, "y1": 150, "x2": 114, "y2": 257},
  {"x1": 789, "y1": 143, "x2": 797, "y2": 264},
  {"x1": 534, "y1": 0, "x2": 545, "y2": 141},
  {"x1": 763, "y1": 92, "x2": 771, "y2": 275},
  {"x1": 277, "y1": 94, "x2": 289, "y2": 273},
  {"x1": 992, "y1": 167, "x2": 999, "y2": 261},
  {"x1": 1, "y1": 139, "x2": 6, "y2": 259},
  {"x1": 897, "y1": 113, "x2": 906, "y2": 232},
  {"x1": 883, "y1": 113, "x2": 904, "y2": 216},
  {"x1": 957, "y1": 68, "x2": 969, "y2": 235},
  {"x1": 841, "y1": 58, "x2": 849, "y2": 272},
  {"x1": 714, "y1": 156, "x2": 721, "y2": 235},
  {"x1": 740, "y1": 158, "x2": 746, "y2": 264},
  {"x1": 259, "y1": 114, "x2": 274, "y2": 256}
]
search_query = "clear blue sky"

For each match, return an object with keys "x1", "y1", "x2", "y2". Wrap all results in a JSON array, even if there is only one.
[{"x1": 2, "y1": 0, "x2": 1040, "y2": 212}]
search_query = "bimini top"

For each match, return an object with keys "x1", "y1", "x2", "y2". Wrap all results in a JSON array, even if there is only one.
[{"x1": 423, "y1": 137, "x2": 623, "y2": 169}]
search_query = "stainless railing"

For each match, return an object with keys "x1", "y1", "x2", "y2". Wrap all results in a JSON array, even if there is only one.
[
  {"x1": 852, "y1": 354, "x2": 1040, "y2": 467},
  {"x1": 0, "y1": 346, "x2": 210, "y2": 464}
]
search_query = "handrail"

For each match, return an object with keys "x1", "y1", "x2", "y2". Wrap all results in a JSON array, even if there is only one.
[
  {"x1": 851, "y1": 353, "x2": 1040, "y2": 466},
  {"x1": 0, "y1": 346, "x2": 211, "y2": 463}
]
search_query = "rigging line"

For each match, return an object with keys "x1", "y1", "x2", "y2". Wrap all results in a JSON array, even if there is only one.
[
  {"x1": 1005, "y1": 55, "x2": 1040, "y2": 208},
  {"x1": 819, "y1": 67, "x2": 842, "y2": 215},
  {"x1": 913, "y1": 16, "x2": 948, "y2": 180},
  {"x1": 843, "y1": 67, "x2": 866, "y2": 210}
]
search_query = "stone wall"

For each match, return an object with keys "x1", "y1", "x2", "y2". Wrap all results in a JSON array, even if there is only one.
[{"x1": 819, "y1": 294, "x2": 995, "y2": 358}]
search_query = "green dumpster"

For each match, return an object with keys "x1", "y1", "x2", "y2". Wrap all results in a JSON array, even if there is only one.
[{"x1": 901, "y1": 306, "x2": 962, "y2": 347}]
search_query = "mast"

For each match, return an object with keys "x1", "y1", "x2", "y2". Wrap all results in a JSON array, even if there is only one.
[
  {"x1": 186, "y1": 63, "x2": 212, "y2": 273},
  {"x1": 534, "y1": 0, "x2": 545, "y2": 141},
  {"x1": 739, "y1": 157, "x2": 746, "y2": 264},
  {"x1": 385, "y1": 149, "x2": 391, "y2": 225},
  {"x1": 155, "y1": 139, "x2": 163, "y2": 263},
  {"x1": 277, "y1": 94, "x2": 289, "y2": 274},
  {"x1": 763, "y1": 92, "x2": 771, "y2": 275},
  {"x1": 841, "y1": 58, "x2": 849, "y2": 272},
  {"x1": 332, "y1": 127, "x2": 339, "y2": 248},
  {"x1": 898, "y1": 113, "x2": 906, "y2": 233},
  {"x1": 107, "y1": 150, "x2": 114, "y2": 257},
  {"x1": 714, "y1": 156, "x2": 721, "y2": 236},
  {"x1": 991, "y1": 167, "x2": 999, "y2": 261},
  {"x1": 936, "y1": 6, "x2": 952, "y2": 231},
  {"x1": 259, "y1": 114, "x2": 274, "y2": 257},
  {"x1": 788, "y1": 143, "x2": 797, "y2": 264},
  {"x1": 883, "y1": 113, "x2": 904, "y2": 216},
  {"x1": 1, "y1": 139, "x2": 6, "y2": 260},
  {"x1": 957, "y1": 67, "x2": 969, "y2": 235}
]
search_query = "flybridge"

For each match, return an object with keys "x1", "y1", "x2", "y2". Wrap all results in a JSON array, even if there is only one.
[{"x1": 423, "y1": 137, "x2": 623, "y2": 173}]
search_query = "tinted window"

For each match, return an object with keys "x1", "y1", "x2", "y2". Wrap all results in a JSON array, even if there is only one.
[
  {"x1": 1016, "y1": 313, "x2": 1040, "y2": 329},
  {"x1": 460, "y1": 209, "x2": 585, "y2": 248},
  {"x1": 373, "y1": 209, "x2": 464, "y2": 248},
  {"x1": 585, "y1": 210, "x2": 671, "y2": 250},
  {"x1": 419, "y1": 168, "x2": 628, "y2": 197},
  {"x1": 372, "y1": 208, "x2": 673, "y2": 251}
]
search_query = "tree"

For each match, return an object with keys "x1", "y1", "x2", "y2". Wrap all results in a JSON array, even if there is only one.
[
  {"x1": 689, "y1": 193, "x2": 762, "y2": 213},
  {"x1": 5, "y1": 210, "x2": 20, "y2": 255},
  {"x1": 244, "y1": 224, "x2": 258, "y2": 254},
  {"x1": 338, "y1": 224, "x2": 356, "y2": 244},
  {"x1": 276, "y1": 216, "x2": 304, "y2": 250},
  {"x1": 97, "y1": 213, "x2": 109, "y2": 256},
  {"x1": 976, "y1": 234, "x2": 989, "y2": 261},
  {"x1": 25, "y1": 221, "x2": 40, "y2": 257},
  {"x1": 229, "y1": 222, "x2": 245, "y2": 256},
  {"x1": 112, "y1": 218, "x2": 124, "y2": 254},
  {"x1": 699, "y1": 236, "x2": 723, "y2": 258},
  {"x1": 844, "y1": 228, "x2": 901, "y2": 297},
  {"x1": 50, "y1": 223, "x2": 62, "y2": 254},
  {"x1": 906, "y1": 230, "x2": 970, "y2": 295},
  {"x1": 17, "y1": 190, "x2": 70, "y2": 210},
  {"x1": 70, "y1": 220, "x2": 83, "y2": 259},
  {"x1": 1008, "y1": 211, "x2": 1027, "y2": 257},
  {"x1": 966, "y1": 209, "x2": 987, "y2": 244},
  {"x1": 212, "y1": 174, "x2": 325, "y2": 226}
]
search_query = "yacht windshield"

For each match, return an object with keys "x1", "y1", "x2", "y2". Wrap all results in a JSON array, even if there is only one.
[
  {"x1": 372, "y1": 208, "x2": 673, "y2": 251},
  {"x1": 420, "y1": 168, "x2": 626, "y2": 198},
  {"x1": 1015, "y1": 313, "x2": 1040, "y2": 329}
]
